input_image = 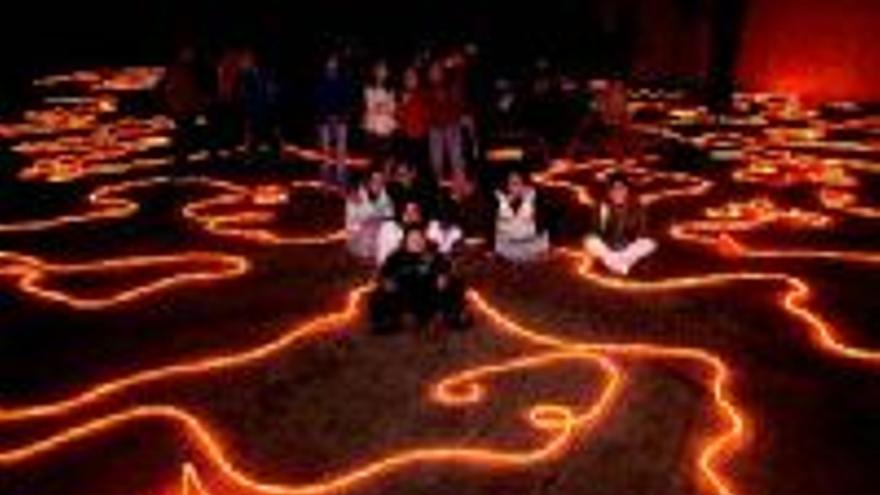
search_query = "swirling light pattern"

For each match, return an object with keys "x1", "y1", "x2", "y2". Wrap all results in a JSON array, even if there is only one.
[
  {"x1": 0, "y1": 251, "x2": 249, "y2": 310},
  {"x1": 3, "y1": 67, "x2": 880, "y2": 495},
  {"x1": 0, "y1": 176, "x2": 345, "y2": 246}
]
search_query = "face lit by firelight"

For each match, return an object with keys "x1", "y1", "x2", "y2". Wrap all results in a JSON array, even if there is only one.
[{"x1": 609, "y1": 180, "x2": 630, "y2": 206}]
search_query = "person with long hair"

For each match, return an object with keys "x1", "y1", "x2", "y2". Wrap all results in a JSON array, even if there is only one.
[{"x1": 362, "y1": 60, "x2": 397, "y2": 162}]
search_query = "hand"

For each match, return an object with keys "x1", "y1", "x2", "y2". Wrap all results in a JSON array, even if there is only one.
[{"x1": 437, "y1": 274, "x2": 450, "y2": 290}]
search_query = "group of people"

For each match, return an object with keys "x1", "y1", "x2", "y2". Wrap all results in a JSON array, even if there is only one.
[
  {"x1": 161, "y1": 43, "x2": 658, "y2": 334},
  {"x1": 346, "y1": 156, "x2": 657, "y2": 333},
  {"x1": 314, "y1": 48, "x2": 481, "y2": 187},
  {"x1": 161, "y1": 45, "x2": 281, "y2": 164}
]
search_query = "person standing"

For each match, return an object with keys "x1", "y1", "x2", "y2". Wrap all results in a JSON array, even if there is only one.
[
  {"x1": 362, "y1": 60, "x2": 397, "y2": 162},
  {"x1": 210, "y1": 47, "x2": 246, "y2": 158},
  {"x1": 315, "y1": 55, "x2": 356, "y2": 185},
  {"x1": 424, "y1": 61, "x2": 465, "y2": 181},
  {"x1": 369, "y1": 227, "x2": 470, "y2": 333},
  {"x1": 494, "y1": 170, "x2": 550, "y2": 262},
  {"x1": 240, "y1": 50, "x2": 282, "y2": 160},
  {"x1": 597, "y1": 78, "x2": 630, "y2": 163},
  {"x1": 454, "y1": 45, "x2": 485, "y2": 165},
  {"x1": 162, "y1": 46, "x2": 209, "y2": 166}
]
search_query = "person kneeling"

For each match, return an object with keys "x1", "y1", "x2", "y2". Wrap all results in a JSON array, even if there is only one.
[
  {"x1": 585, "y1": 173, "x2": 656, "y2": 276},
  {"x1": 369, "y1": 228, "x2": 470, "y2": 334}
]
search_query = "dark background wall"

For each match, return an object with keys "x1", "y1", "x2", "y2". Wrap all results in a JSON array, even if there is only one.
[
  {"x1": 0, "y1": 0, "x2": 877, "y2": 105},
  {"x1": 737, "y1": 0, "x2": 880, "y2": 104},
  {"x1": 0, "y1": 1, "x2": 716, "y2": 74}
]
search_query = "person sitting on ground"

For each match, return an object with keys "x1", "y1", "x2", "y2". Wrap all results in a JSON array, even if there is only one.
[
  {"x1": 240, "y1": 50, "x2": 282, "y2": 160},
  {"x1": 345, "y1": 168, "x2": 394, "y2": 260},
  {"x1": 585, "y1": 173, "x2": 657, "y2": 276},
  {"x1": 376, "y1": 200, "x2": 427, "y2": 265},
  {"x1": 427, "y1": 207, "x2": 463, "y2": 256},
  {"x1": 436, "y1": 169, "x2": 493, "y2": 245},
  {"x1": 387, "y1": 160, "x2": 436, "y2": 218},
  {"x1": 397, "y1": 67, "x2": 431, "y2": 180},
  {"x1": 369, "y1": 227, "x2": 470, "y2": 333},
  {"x1": 494, "y1": 170, "x2": 550, "y2": 262}
]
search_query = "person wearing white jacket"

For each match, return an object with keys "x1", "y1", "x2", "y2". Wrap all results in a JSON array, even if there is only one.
[
  {"x1": 376, "y1": 200, "x2": 425, "y2": 266},
  {"x1": 346, "y1": 170, "x2": 394, "y2": 260},
  {"x1": 363, "y1": 61, "x2": 397, "y2": 159},
  {"x1": 427, "y1": 220, "x2": 463, "y2": 255},
  {"x1": 494, "y1": 171, "x2": 550, "y2": 262}
]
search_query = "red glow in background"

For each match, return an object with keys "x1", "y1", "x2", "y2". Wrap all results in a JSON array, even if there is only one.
[{"x1": 738, "y1": 0, "x2": 880, "y2": 103}]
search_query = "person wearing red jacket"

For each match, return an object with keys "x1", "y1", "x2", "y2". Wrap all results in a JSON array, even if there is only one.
[{"x1": 396, "y1": 67, "x2": 431, "y2": 180}]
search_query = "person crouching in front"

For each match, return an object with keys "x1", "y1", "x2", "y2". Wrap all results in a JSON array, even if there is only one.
[
  {"x1": 585, "y1": 173, "x2": 657, "y2": 276},
  {"x1": 369, "y1": 227, "x2": 471, "y2": 334}
]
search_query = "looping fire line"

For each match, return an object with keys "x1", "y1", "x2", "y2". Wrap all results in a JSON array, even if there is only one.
[{"x1": 4, "y1": 67, "x2": 880, "y2": 495}]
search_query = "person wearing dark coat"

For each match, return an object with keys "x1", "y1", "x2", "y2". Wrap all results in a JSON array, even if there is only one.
[
  {"x1": 369, "y1": 227, "x2": 470, "y2": 333},
  {"x1": 315, "y1": 55, "x2": 357, "y2": 185}
]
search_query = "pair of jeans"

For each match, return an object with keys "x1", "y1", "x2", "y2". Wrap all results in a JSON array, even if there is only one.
[
  {"x1": 429, "y1": 124, "x2": 464, "y2": 180},
  {"x1": 318, "y1": 118, "x2": 348, "y2": 185}
]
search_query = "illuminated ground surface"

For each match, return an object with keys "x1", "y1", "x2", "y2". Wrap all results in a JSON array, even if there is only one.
[{"x1": 1, "y1": 70, "x2": 880, "y2": 495}]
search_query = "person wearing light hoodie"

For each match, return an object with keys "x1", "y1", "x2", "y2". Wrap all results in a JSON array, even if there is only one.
[
  {"x1": 363, "y1": 60, "x2": 397, "y2": 161},
  {"x1": 494, "y1": 170, "x2": 550, "y2": 262},
  {"x1": 424, "y1": 61, "x2": 465, "y2": 181},
  {"x1": 346, "y1": 168, "x2": 394, "y2": 260}
]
